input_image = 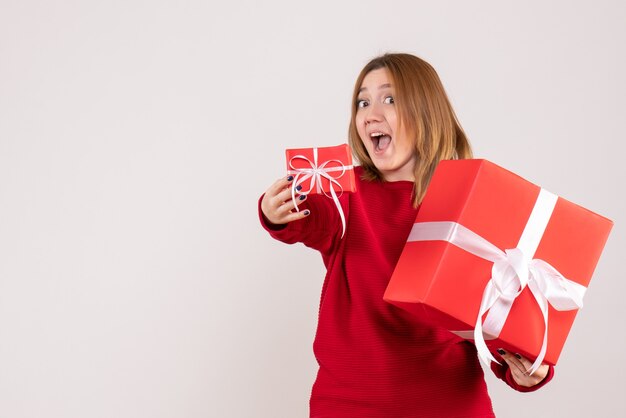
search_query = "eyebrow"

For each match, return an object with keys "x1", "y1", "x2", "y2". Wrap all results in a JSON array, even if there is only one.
[{"x1": 358, "y1": 83, "x2": 392, "y2": 93}]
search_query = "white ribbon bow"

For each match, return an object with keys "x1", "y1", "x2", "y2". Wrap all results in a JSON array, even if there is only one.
[
  {"x1": 287, "y1": 148, "x2": 352, "y2": 238},
  {"x1": 407, "y1": 189, "x2": 586, "y2": 374}
]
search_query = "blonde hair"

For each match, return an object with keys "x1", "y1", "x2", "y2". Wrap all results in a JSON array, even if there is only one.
[{"x1": 348, "y1": 53, "x2": 472, "y2": 207}]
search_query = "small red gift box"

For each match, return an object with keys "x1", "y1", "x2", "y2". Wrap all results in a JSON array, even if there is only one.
[
  {"x1": 285, "y1": 144, "x2": 356, "y2": 238},
  {"x1": 285, "y1": 144, "x2": 356, "y2": 196},
  {"x1": 383, "y1": 159, "x2": 613, "y2": 371}
]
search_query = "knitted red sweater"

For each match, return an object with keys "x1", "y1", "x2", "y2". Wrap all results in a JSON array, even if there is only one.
[{"x1": 259, "y1": 167, "x2": 553, "y2": 417}]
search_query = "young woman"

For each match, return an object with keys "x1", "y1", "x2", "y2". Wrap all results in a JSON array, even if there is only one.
[{"x1": 259, "y1": 53, "x2": 553, "y2": 417}]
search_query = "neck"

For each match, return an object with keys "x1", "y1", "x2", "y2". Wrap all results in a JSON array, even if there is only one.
[
  {"x1": 380, "y1": 164, "x2": 416, "y2": 182},
  {"x1": 382, "y1": 171, "x2": 415, "y2": 182}
]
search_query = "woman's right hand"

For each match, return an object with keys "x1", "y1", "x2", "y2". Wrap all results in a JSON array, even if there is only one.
[{"x1": 261, "y1": 176, "x2": 310, "y2": 225}]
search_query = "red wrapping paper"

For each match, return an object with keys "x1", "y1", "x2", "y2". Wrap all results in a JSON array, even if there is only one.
[{"x1": 383, "y1": 159, "x2": 613, "y2": 366}]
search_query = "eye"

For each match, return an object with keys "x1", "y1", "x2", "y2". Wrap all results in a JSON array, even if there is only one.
[
  {"x1": 356, "y1": 99, "x2": 369, "y2": 108},
  {"x1": 383, "y1": 96, "x2": 394, "y2": 105}
]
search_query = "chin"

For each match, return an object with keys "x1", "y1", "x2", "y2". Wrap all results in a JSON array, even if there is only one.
[{"x1": 372, "y1": 162, "x2": 395, "y2": 174}]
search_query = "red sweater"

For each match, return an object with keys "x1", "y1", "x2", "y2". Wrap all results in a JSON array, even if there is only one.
[{"x1": 260, "y1": 167, "x2": 553, "y2": 417}]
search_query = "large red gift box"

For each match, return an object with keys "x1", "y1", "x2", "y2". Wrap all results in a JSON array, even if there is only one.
[
  {"x1": 285, "y1": 144, "x2": 356, "y2": 196},
  {"x1": 384, "y1": 159, "x2": 613, "y2": 369}
]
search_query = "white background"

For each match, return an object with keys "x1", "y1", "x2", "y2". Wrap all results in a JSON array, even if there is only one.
[{"x1": 1, "y1": 1, "x2": 624, "y2": 417}]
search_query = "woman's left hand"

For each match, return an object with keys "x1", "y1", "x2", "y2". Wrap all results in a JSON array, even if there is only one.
[{"x1": 497, "y1": 348, "x2": 550, "y2": 387}]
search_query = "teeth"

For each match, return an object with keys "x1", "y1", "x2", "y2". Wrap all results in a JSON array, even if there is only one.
[{"x1": 370, "y1": 132, "x2": 385, "y2": 137}]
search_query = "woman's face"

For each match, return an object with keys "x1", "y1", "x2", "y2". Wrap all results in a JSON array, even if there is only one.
[{"x1": 355, "y1": 68, "x2": 417, "y2": 182}]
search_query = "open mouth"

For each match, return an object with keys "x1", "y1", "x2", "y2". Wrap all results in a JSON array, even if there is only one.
[{"x1": 370, "y1": 132, "x2": 392, "y2": 152}]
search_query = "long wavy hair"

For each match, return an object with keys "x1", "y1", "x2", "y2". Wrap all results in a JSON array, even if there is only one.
[{"x1": 348, "y1": 53, "x2": 472, "y2": 207}]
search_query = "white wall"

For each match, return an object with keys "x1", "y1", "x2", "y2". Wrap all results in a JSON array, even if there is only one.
[{"x1": 1, "y1": 1, "x2": 624, "y2": 417}]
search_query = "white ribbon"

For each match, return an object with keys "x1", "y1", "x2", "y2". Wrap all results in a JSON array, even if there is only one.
[
  {"x1": 406, "y1": 189, "x2": 586, "y2": 374},
  {"x1": 287, "y1": 148, "x2": 353, "y2": 238}
]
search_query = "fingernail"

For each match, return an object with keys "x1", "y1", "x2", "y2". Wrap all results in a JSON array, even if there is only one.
[
  {"x1": 299, "y1": 194, "x2": 306, "y2": 201},
  {"x1": 497, "y1": 349, "x2": 506, "y2": 355},
  {"x1": 303, "y1": 210, "x2": 310, "y2": 216},
  {"x1": 296, "y1": 185, "x2": 302, "y2": 191},
  {"x1": 287, "y1": 175, "x2": 294, "y2": 181},
  {"x1": 514, "y1": 353, "x2": 522, "y2": 359}
]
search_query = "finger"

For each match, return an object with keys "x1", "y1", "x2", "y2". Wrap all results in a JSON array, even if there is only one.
[
  {"x1": 497, "y1": 349, "x2": 535, "y2": 386},
  {"x1": 276, "y1": 182, "x2": 304, "y2": 204},
  {"x1": 276, "y1": 193, "x2": 307, "y2": 215},
  {"x1": 511, "y1": 353, "x2": 549, "y2": 378},
  {"x1": 514, "y1": 353, "x2": 550, "y2": 381},
  {"x1": 512, "y1": 353, "x2": 534, "y2": 374},
  {"x1": 510, "y1": 368, "x2": 533, "y2": 386},
  {"x1": 267, "y1": 183, "x2": 299, "y2": 213},
  {"x1": 280, "y1": 208, "x2": 311, "y2": 223},
  {"x1": 266, "y1": 175, "x2": 296, "y2": 197},
  {"x1": 496, "y1": 348, "x2": 527, "y2": 376}
]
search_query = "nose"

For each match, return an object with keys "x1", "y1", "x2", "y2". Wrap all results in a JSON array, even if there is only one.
[{"x1": 364, "y1": 102, "x2": 383, "y2": 124}]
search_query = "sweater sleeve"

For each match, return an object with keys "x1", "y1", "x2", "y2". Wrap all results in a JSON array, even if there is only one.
[
  {"x1": 489, "y1": 356, "x2": 555, "y2": 392},
  {"x1": 258, "y1": 192, "x2": 345, "y2": 256}
]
